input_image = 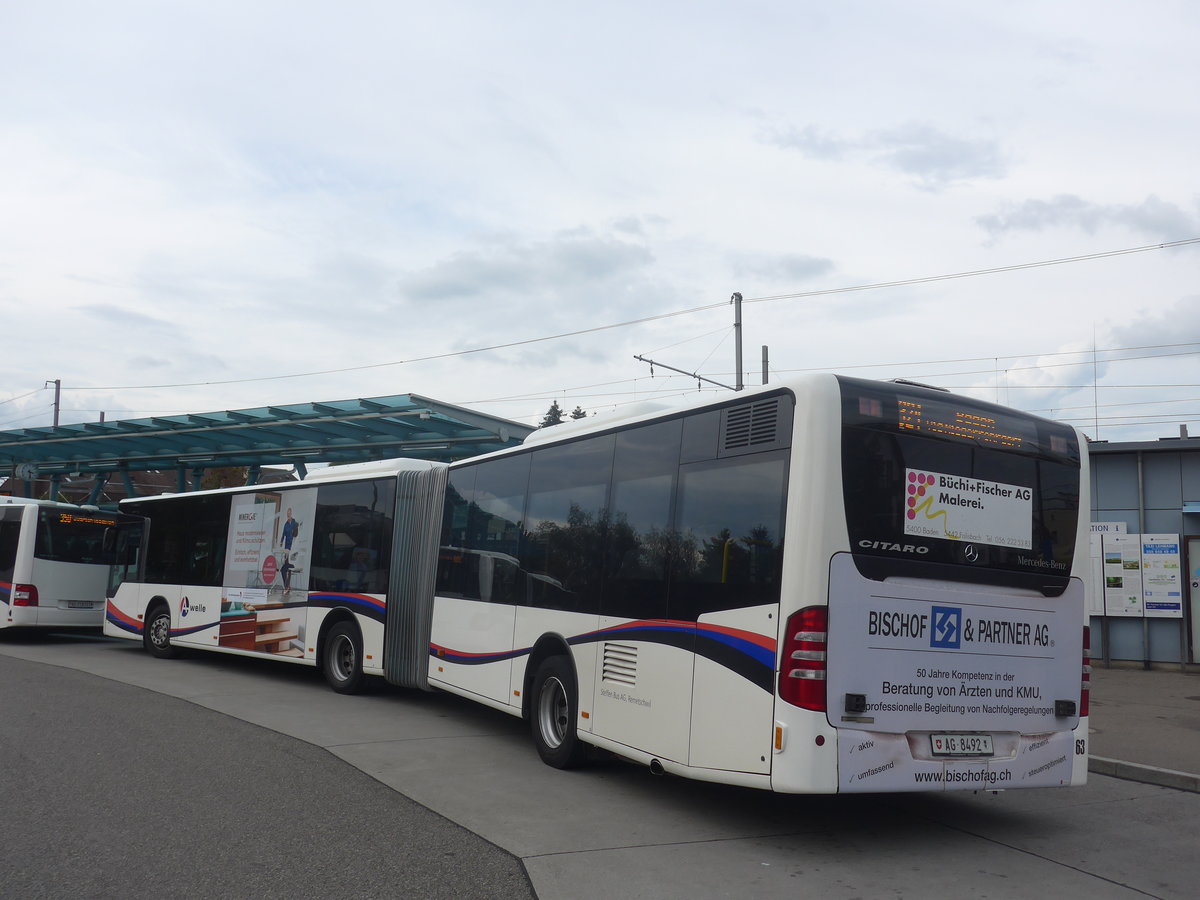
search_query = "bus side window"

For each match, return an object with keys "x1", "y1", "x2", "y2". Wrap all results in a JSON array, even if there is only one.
[
  {"x1": 670, "y1": 451, "x2": 787, "y2": 621},
  {"x1": 136, "y1": 495, "x2": 231, "y2": 585},
  {"x1": 463, "y1": 456, "x2": 529, "y2": 605},
  {"x1": 601, "y1": 419, "x2": 682, "y2": 621},
  {"x1": 437, "y1": 468, "x2": 480, "y2": 599},
  {"x1": 521, "y1": 434, "x2": 614, "y2": 614},
  {"x1": 309, "y1": 479, "x2": 396, "y2": 594}
]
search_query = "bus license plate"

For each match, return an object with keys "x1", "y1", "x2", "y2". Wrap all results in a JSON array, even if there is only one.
[
  {"x1": 68, "y1": 600, "x2": 93, "y2": 609},
  {"x1": 930, "y1": 733, "x2": 993, "y2": 757}
]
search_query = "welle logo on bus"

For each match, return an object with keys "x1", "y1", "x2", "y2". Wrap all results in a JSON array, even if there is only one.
[{"x1": 903, "y1": 469, "x2": 1032, "y2": 550}]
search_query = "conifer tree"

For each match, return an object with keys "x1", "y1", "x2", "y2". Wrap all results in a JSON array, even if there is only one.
[{"x1": 539, "y1": 401, "x2": 564, "y2": 428}]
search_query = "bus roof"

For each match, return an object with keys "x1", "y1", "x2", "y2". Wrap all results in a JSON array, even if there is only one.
[
  {"x1": 520, "y1": 375, "x2": 829, "y2": 447},
  {"x1": 118, "y1": 457, "x2": 444, "y2": 506},
  {"x1": 1, "y1": 496, "x2": 105, "y2": 511}
]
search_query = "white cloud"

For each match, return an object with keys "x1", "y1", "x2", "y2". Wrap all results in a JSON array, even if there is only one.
[
  {"x1": 977, "y1": 195, "x2": 1200, "y2": 241},
  {"x1": 397, "y1": 231, "x2": 654, "y2": 305},
  {"x1": 768, "y1": 122, "x2": 1008, "y2": 190}
]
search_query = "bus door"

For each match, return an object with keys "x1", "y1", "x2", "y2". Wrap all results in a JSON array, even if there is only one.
[
  {"x1": 591, "y1": 420, "x2": 693, "y2": 764},
  {"x1": 675, "y1": 451, "x2": 787, "y2": 775},
  {"x1": 430, "y1": 458, "x2": 527, "y2": 706},
  {"x1": 105, "y1": 517, "x2": 147, "y2": 600}
]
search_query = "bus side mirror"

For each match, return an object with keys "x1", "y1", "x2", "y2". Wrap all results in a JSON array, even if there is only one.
[{"x1": 102, "y1": 527, "x2": 117, "y2": 554}]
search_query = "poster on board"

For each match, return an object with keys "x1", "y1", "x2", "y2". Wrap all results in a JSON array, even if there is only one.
[
  {"x1": 1102, "y1": 533, "x2": 1143, "y2": 616},
  {"x1": 903, "y1": 470, "x2": 1032, "y2": 549},
  {"x1": 1141, "y1": 534, "x2": 1183, "y2": 619},
  {"x1": 1088, "y1": 524, "x2": 1127, "y2": 617},
  {"x1": 223, "y1": 488, "x2": 318, "y2": 597}
]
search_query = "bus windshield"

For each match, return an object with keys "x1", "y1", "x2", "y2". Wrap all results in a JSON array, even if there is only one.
[{"x1": 838, "y1": 376, "x2": 1081, "y2": 595}]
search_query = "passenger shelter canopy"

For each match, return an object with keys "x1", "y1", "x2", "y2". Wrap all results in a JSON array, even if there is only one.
[{"x1": 0, "y1": 394, "x2": 532, "y2": 497}]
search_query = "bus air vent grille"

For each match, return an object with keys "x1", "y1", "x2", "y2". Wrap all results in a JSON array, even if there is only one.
[
  {"x1": 722, "y1": 398, "x2": 780, "y2": 451},
  {"x1": 602, "y1": 641, "x2": 638, "y2": 686}
]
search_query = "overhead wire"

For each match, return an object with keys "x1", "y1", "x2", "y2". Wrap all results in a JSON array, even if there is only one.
[
  {"x1": 0, "y1": 387, "x2": 46, "y2": 407},
  {"x1": 764, "y1": 341, "x2": 1200, "y2": 375},
  {"x1": 480, "y1": 341, "x2": 1200, "y2": 408},
  {"x1": 0, "y1": 405, "x2": 55, "y2": 429},
  {"x1": 60, "y1": 237, "x2": 1200, "y2": 393},
  {"x1": 739, "y1": 238, "x2": 1200, "y2": 305},
  {"x1": 640, "y1": 325, "x2": 731, "y2": 356},
  {"x1": 67, "y1": 302, "x2": 729, "y2": 391},
  {"x1": 10, "y1": 237, "x2": 1196, "y2": 436},
  {"x1": 1029, "y1": 396, "x2": 1200, "y2": 413},
  {"x1": 693, "y1": 329, "x2": 733, "y2": 373}
]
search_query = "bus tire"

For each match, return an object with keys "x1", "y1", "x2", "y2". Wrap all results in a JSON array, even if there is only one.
[
  {"x1": 530, "y1": 655, "x2": 586, "y2": 769},
  {"x1": 322, "y1": 621, "x2": 366, "y2": 694},
  {"x1": 143, "y1": 603, "x2": 179, "y2": 659}
]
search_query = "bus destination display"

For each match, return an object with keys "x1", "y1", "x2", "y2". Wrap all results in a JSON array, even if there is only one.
[{"x1": 895, "y1": 398, "x2": 1032, "y2": 450}]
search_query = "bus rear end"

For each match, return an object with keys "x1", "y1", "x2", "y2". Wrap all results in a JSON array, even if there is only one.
[
  {"x1": 776, "y1": 377, "x2": 1088, "y2": 793},
  {"x1": 2, "y1": 500, "x2": 144, "y2": 629}
]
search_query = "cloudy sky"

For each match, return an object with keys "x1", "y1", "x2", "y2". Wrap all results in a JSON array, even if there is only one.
[{"x1": 2, "y1": 1, "x2": 1197, "y2": 443}]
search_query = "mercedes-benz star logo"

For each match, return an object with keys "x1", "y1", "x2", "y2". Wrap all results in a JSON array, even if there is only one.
[{"x1": 964, "y1": 544, "x2": 980, "y2": 563}]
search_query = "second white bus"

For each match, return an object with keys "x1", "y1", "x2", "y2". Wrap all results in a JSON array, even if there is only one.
[{"x1": 1, "y1": 497, "x2": 144, "y2": 630}]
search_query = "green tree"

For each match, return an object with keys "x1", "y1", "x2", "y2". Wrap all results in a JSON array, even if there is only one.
[
  {"x1": 539, "y1": 401, "x2": 564, "y2": 428},
  {"x1": 569, "y1": 405, "x2": 588, "y2": 420},
  {"x1": 200, "y1": 466, "x2": 249, "y2": 490}
]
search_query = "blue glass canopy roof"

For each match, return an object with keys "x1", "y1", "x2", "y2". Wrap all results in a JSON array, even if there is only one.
[{"x1": 0, "y1": 394, "x2": 532, "y2": 482}]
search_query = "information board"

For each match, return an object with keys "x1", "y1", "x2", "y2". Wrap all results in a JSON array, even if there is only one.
[
  {"x1": 1102, "y1": 533, "x2": 1143, "y2": 617},
  {"x1": 1141, "y1": 534, "x2": 1183, "y2": 619},
  {"x1": 1087, "y1": 524, "x2": 1127, "y2": 617}
]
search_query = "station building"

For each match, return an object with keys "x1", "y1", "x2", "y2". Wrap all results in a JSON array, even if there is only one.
[{"x1": 1088, "y1": 432, "x2": 1200, "y2": 668}]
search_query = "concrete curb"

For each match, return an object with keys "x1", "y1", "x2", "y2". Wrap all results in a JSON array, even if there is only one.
[{"x1": 1090, "y1": 756, "x2": 1200, "y2": 793}]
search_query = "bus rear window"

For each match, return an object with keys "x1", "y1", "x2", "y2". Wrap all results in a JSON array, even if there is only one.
[{"x1": 838, "y1": 377, "x2": 1081, "y2": 595}]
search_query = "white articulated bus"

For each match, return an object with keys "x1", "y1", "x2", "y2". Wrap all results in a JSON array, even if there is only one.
[
  {"x1": 1, "y1": 497, "x2": 144, "y2": 630},
  {"x1": 105, "y1": 374, "x2": 1091, "y2": 793},
  {"x1": 104, "y1": 467, "x2": 444, "y2": 693}
]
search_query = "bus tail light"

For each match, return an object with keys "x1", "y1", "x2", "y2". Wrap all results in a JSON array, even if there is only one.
[
  {"x1": 1080, "y1": 626, "x2": 1091, "y2": 718},
  {"x1": 13, "y1": 584, "x2": 38, "y2": 607},
  {"x1": 779, "y1": 606, "x2": 827, "y2": 711}
]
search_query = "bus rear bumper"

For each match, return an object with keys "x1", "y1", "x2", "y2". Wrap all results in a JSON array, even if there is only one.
[
  {"x1": 4, "y1": 603, "x2": 103, "y2": 629},
  {"x1": 833, "y1": 727, "x2": 1081, "y2": 793}
]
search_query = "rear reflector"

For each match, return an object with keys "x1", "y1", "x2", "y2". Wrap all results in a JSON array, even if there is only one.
[
  {"x1": 1080, "y1": 625, "x2": 1091, "y2": 718},
  {"x1": 778, "y1": 606, "x2": 827, "y2": 711}
]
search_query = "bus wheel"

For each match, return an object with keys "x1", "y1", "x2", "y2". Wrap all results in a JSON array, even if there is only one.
[
  {"x1": 530, "y1": 656, "x2": 586, "y2": 769},
  {"x1": 143, "y1": 604, "x2": 179, "y2": 659},
  {"x1": 322, "y1": 622, "x2": 365, "y2": 694}
]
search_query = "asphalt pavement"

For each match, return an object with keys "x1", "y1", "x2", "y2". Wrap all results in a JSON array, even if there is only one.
[
  {"x1": 0, "y1": 648, "x2": 535, "y2": 900},
  {"x1": 1, "y1": 631, "x2": 1198, "y2": 900},
  {"x1": 1087, "y1": 663, "x2": 1200, "y2": 792}
]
